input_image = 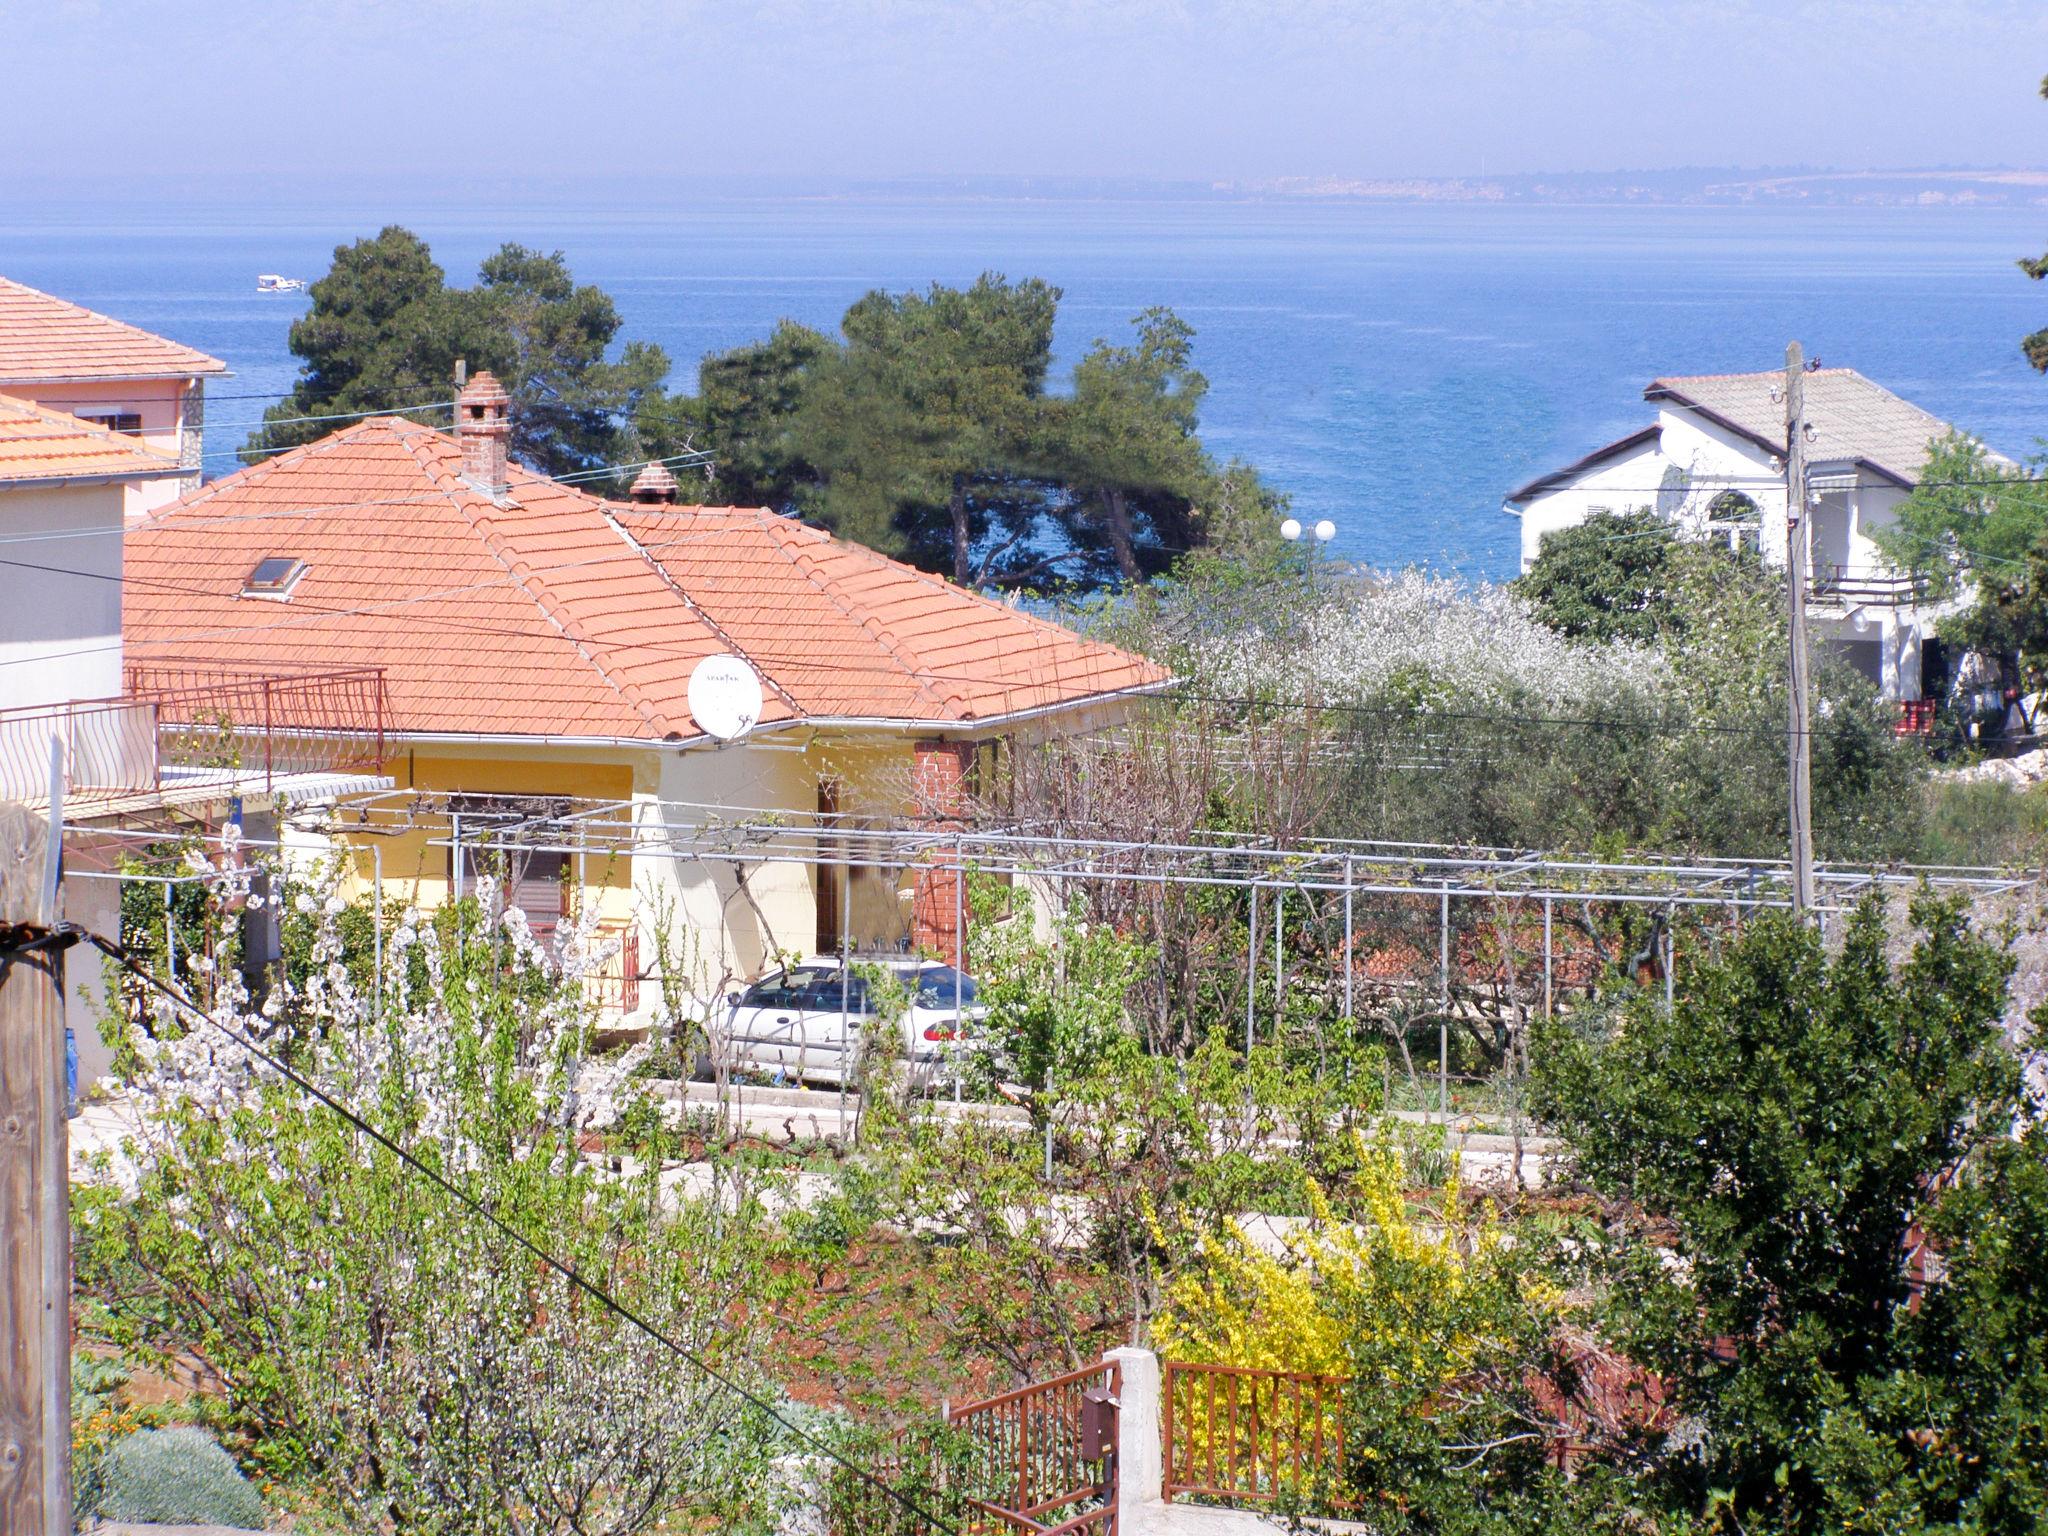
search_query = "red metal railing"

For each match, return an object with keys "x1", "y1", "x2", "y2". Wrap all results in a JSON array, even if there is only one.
[
  {"x1": 1163, "y1": 1362, "x2": 1347, "y2": 1508},
  {"x1": 125, "y1": 660, "x2": 387, "y2": 792},
  {"x1": 826, "y1": 1361, "x2": 1119, "y2": 1536},
  {"x1": 947, "y1": 1359, "x2": 1119, "y2": 1530},
  {"x1": 584, "y1": 927, "x2": 641, "y2": 1014},
  {"x1": 1896, "y1": 698, "x2": 1937, "y2": 737},
  {"x1": 1, "y1": 665, "x2": 388, "y2": 808}
]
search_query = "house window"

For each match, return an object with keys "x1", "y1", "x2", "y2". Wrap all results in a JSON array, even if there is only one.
[
  {"x1": 1708, "y1": 491, "x2": 1762, "y2": 556},
  {"x1": 454, "y1": 846, "x2": 566, "y2": 934},
  {"x1": 82, "y1": 411, "x2": 143, "y2": 437}
]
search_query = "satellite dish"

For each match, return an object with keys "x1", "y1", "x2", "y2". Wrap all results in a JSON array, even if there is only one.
[{"x1": 687, "y1": 654, "x2": 764, "y2": 741}]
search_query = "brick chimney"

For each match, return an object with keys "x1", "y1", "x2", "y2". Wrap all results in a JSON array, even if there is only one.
[
  {"x1": 629, "y1": 460, "x2": 679, "y2": 504},
  {"x1": 455, "y1": 369, "x2": 511, "y2": 498}
]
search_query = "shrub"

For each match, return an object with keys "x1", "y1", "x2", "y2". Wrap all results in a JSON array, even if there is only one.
[{"x1": 96, "y1": 1426, "x2": 267, "y2": 1530}]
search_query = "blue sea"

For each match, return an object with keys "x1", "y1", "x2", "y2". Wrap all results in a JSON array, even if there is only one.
[{"x1": 2, "y1": 188, "x2": 2043, "y2": 580}]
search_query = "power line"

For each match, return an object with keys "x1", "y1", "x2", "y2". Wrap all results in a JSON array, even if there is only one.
[
  {"x1": 83, "y1": 928, "x2": 963, "y2": 1535},
  {"x1": 0, "y1": 524, "x2": 1908, "y2": 743}
]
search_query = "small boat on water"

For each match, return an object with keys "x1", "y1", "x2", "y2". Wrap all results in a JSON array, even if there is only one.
[{"x1": 256, "y1": 274, "x2": 306, "y2": 293}]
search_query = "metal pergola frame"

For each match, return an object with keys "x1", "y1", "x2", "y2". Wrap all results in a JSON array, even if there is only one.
[
  {"x1": 64, "y1": 798, "x2": 2043, "y2": 1126},
  {"x1": 330, "y1": 788, "x2": 2034, "y2": 910}
]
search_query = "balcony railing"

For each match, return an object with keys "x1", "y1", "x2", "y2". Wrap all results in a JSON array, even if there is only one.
[
  {"x1": 0, "y1": 695, "x2": 157, "y2": 805},
  {"x1": 583, "y1": 925, "x2": 642, "y2": 1015},
  {"x1": 1808, "y1": 564, "x2": 1929, "y2": 607},
  {"x1": 125, "y1": 660, "x2": 387, "y2": 793},
  {"x1": 0, "y1": 663, "x2": 387, "y2": 808}
]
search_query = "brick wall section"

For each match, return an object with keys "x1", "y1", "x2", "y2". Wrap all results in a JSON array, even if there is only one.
[{"x1": 910, "y1": 740, "x2": 972, "y2": 964}]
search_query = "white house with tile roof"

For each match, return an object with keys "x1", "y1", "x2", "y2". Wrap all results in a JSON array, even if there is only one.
[{"x1": 1503, "y1": 367, "x2": 2005, "y2": 702}]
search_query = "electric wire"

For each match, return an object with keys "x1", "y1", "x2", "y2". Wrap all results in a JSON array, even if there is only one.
[
  {"x1": 0, "y1": 534, "x2": 1947, "y2": 742},
  {"x1": 81, "y1": 928, "x2": 965, "y2": 1536}
]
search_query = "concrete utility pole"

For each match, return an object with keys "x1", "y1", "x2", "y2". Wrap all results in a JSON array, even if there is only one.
[
  {"x1": 1784, "y1": 342, "x2": 1816, "y2": 915},
  {"x1": 0, "y1": 798, "x2": 72, "y2": 1536}
]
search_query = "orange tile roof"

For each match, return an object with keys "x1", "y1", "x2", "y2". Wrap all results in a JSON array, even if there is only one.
[
  {"x1": 123, "y1": 417, "x2": 1169, "y2": 743},
  {"x1": 0, "y1": 393, "x2": 184, "y2": 485},
  {"x1": 0, "y1": 276, "x2": 228, "y2": 384}
]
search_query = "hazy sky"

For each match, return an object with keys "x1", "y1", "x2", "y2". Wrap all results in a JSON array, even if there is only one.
[{"x1": 14, "y1": 0, "x2": 2048, "y2": 183}]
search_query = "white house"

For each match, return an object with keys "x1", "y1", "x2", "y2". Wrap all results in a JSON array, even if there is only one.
[
  {"x1": 1503, "y1": 368, "x2": 2000, "y2": 702},
  {"x1": 0, "y1": 276, "x2": 228, "y2": 518}
]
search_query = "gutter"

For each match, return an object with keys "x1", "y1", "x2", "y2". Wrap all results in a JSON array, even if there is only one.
[
  {"x1": 0, "y1": 369, "x2": 230, "y2": 385},
  {"x1": 0, "y1": 464, "x2": 188, "y2": 490},
  {"x1": 379, "y1": 678, "x2": 1178, "y2": 754}
]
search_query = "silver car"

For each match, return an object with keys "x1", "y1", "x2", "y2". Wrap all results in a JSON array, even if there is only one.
[{"x1": 702, "y1": 958, "x2": 987, "y2": 1086}]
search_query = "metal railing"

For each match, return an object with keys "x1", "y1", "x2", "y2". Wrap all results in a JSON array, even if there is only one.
[
  {"x1": 584, "y1": 926, "x2": 641, "y2": 1015},
  {"x1": 948, "y1": 1359, "x2": 1119, "y2": 1530},
  {"x1": 1162, "y1": 1362, "x2": 1347, "y2": 1508},
  {"x1": 826, "y1": 1361, "x2": 1119, "y2": 1536},
  {"x1": 124, "y1": 660, "x2": 387, "y2": 793},
  {"x1": 1808, "y1": 564, "x2": 1928, "y2": 606},
  {"x1": 0, "y1": 694, "x2": 157, "y2": 804},
  {"x1": 1, "y1": 664, "x2": 388, "y2": 809}
]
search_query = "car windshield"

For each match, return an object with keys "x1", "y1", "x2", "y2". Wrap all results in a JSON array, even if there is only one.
[
  {"x1": 741, "y1": 966, "x2": 869, "y2": 1013},
  {"x1": 913, "y1": 966, "x2": 978, "y2": 1009}
]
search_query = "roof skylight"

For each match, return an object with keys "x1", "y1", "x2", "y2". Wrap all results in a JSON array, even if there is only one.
[{"x1": 241, "y1": 556, "x2": 308, "y2": 600}]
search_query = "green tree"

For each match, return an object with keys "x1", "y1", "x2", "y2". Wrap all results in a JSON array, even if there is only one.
[
  {"x1": 1872, "y1": 433, "x2": 2048, "y2": 600},
  {"x1": 1534, "y1": 897, "x2": 2043, "y2": 1535},
  {"x1": 795, "y1": 274, "x2": 1059, "y2": 582},
  {"x1": 1517, "y1": 509, "x2": 1694, "y2": 644},
  {"x1": 1045, "y1": 308, "x2": 1213, "y2": 586},
  {"x1": 2022, "y1": 73, "x2": 2048, "y2": 372},
  {"x1": 247, "y1": 227, "x2": 668, "y2": 480},
  {"x1": 635, "y1": 319, "x2": 832, "y2": 509},
  {"x1": 638, "y1": 278, "x2": 1251, "y2": 589}
]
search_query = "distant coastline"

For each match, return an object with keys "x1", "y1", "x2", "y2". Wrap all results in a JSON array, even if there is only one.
[
  {"x1": 1213, "y1": 166, "x2": 2048, "y2": 207},
  {"x1": 7, "y1": 166, "x2": 2048, "y2": 211}
]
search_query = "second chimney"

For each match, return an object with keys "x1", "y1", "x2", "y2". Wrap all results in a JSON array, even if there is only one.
[
  {"x1": 456, "y1": 369, "x2": 511, "y2": 499},
  {"x1": 629, "y1": 460, "x2": 679, "y2": 505}
]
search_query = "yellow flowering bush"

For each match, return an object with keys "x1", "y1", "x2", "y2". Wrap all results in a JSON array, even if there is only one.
[
  {"x1": 1154, "y1": 1138, "x2": 1499, "y2": 1378},
  {"x1": 1151, "y1": 1138, "x2": 1533, "y2": 1507}
]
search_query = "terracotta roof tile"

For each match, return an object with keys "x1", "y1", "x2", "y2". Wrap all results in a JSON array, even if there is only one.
[
  {"x1": 0, "y1": 393, "x2": 183, "y2": 484},
  {"x1": 0, "y1": 276, "x2": 228, "y2": 383},
  {"x1": 124, "y1": 418, "x2": 1168, "y2": 743}
]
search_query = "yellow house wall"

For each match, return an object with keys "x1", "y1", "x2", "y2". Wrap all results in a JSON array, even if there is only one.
[{"x1": 336, "y1": 745, "x2": 642, "y2": 930}]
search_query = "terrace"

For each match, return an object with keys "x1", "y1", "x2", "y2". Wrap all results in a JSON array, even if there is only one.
[{"x1": 0, "y1": 661, "x2": 390, "y2": 816}]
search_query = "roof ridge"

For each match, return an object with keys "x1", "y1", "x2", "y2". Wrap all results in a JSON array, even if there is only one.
[
  {"x1": 763, "y1": 516, "x2": 969, "y2": 716},
  {"x1": 147, "y1": 416, "x2": 415, "y2": 521},
  {"x1": 603, "y1": 508, "x2": 809, "y2": 722},
  {"x1": 397, "y1": 428, "x2": 678, "y2": 735}
]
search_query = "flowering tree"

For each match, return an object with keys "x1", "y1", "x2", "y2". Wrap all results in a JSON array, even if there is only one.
[
  {"x1": 76, "y1": 838, "x2": 786, "y2": 1536},
  {"x1": 1198, "y1": 567, "x2": 1669, "y2": 717}
]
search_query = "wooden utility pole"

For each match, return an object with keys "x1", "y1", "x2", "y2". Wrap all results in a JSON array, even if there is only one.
[
  {"x1": 1784, "y1": 343, "x2": 1816, "y2": 915},
  {"x1": 1, "y1": 799, "x2": 71, "y2": 1536}
]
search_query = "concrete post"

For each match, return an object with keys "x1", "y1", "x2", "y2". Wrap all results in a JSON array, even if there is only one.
[{"x1": 1106, "y1": 1346, "x2": 1163, "y2": 1520}]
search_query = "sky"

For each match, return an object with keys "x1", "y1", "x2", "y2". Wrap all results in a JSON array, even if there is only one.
[{"x1": 10, "y1": 0, "x2": 2048, "y2": 186}]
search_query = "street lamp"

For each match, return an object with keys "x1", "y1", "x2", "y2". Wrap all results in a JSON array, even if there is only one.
[{"x1": 1280, "y1": 517, "x2": 1303, "y2": 542}]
